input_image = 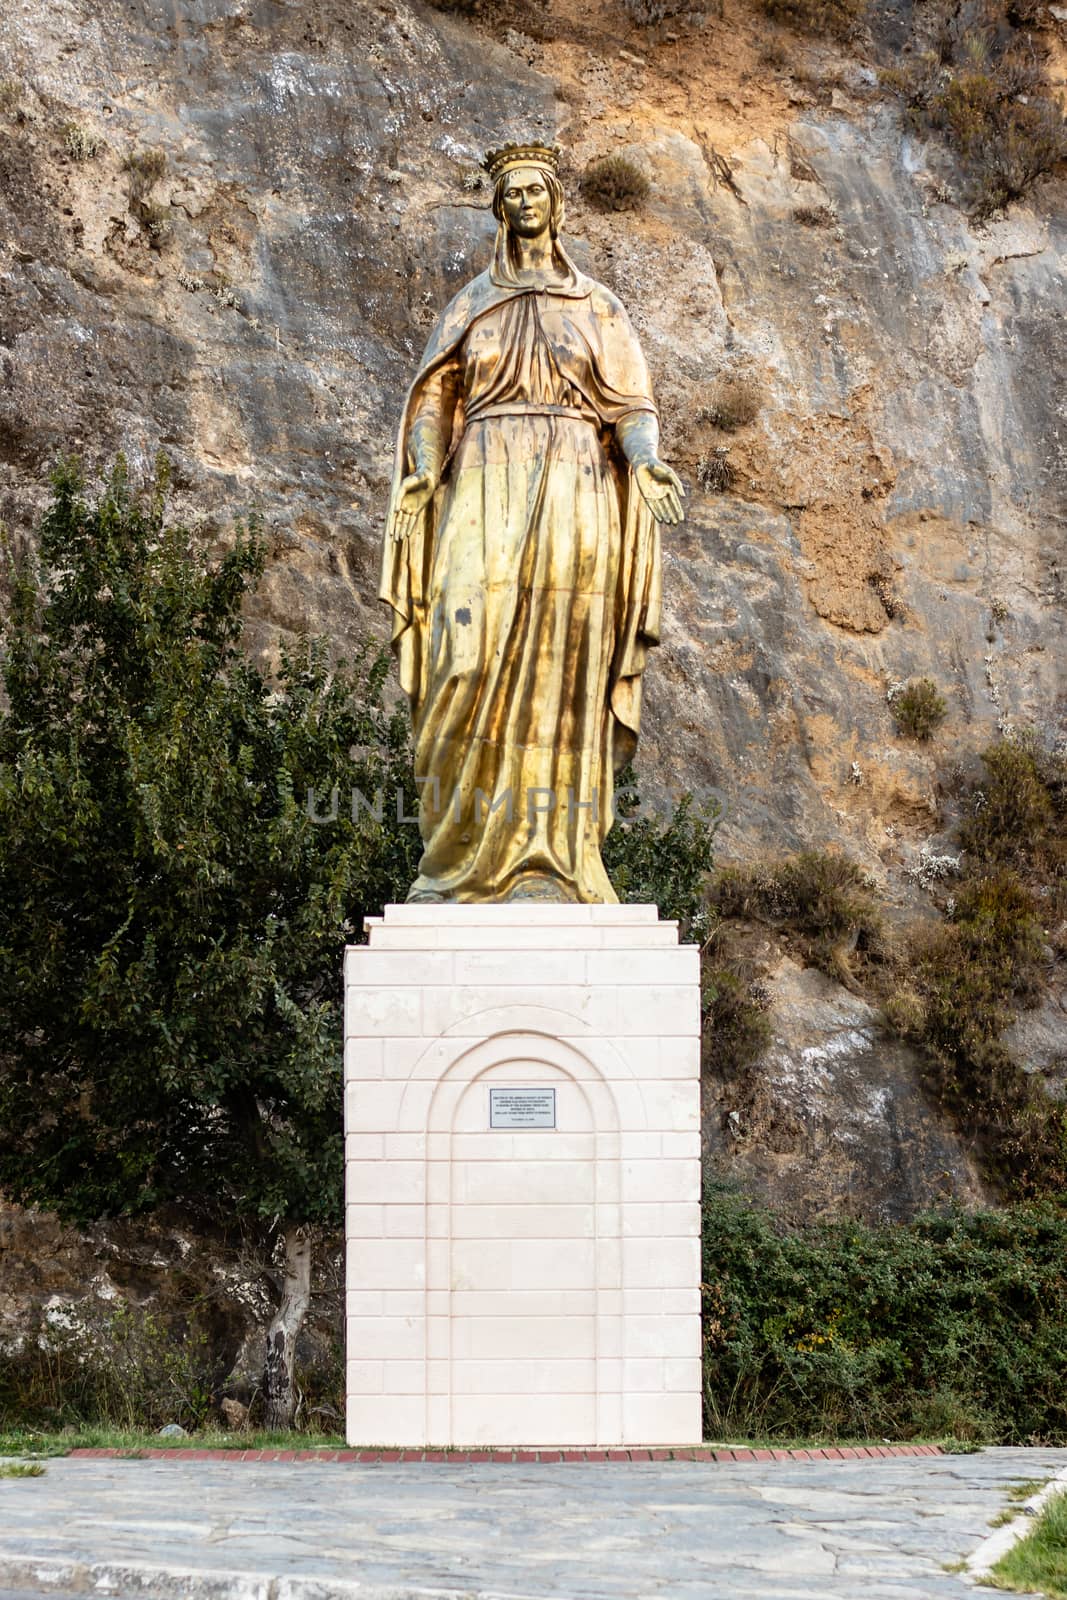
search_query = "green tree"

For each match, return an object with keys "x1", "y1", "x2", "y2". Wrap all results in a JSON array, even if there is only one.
[{"x1": 0, "y1": 460, "x2": 418, "y2": 1426}]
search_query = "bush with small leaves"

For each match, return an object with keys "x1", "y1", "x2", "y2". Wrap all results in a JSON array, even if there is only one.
[
  {"x1": 701, "y1": 962, "x2": 772, "y2": 1082},
  {"x1": 958, "y1": 735, "x2": 1066, "y2": 887},
  {"x1": 883, "y1": 734, "x2": 1067, "y2": 1200},
  {"x1": 426, "y1": 0, "x2": 550, "y2": 25},
  {"x1": 709, "y1": 850, "x2": 884, "y2": 984},
  {"x1": 699, "y1": 374, "x2": 762, "y2": 432},
  {"x1": 881, "y1": 0, "x2": 1067, "y2": 219},
  {"x1": 579, "y1": 154, "x2": 650, "y2": 212},
  {"x1": 887, "y1": 867, "x2": 1063, "y2": 1197},
  {"x1": 0, "y1": 1298, "x2": 218, "y2": 1432},
  {"x1": 0, "y1": 80, "x2": 23, "y2": 115},
  {"x1": 892, "y1": 678, "x2": 948, "y2": 741},
  {"x1": 702, "y1": 1183, "x2": 1067, "y2": 1444},
  {"x1": 139, "y1": 201, "x2": 171, "y2": 244},
  {"x1": 0, "y1": 459, "x2": 421, "y2": 1427},
  {"x1": 968, "y1": 99, "x2": 1067, "y2": 220}
]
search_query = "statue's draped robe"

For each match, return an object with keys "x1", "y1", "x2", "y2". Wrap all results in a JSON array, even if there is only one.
[{"x1": 380, "y1": 235, "x2": 661, "y2": 903}]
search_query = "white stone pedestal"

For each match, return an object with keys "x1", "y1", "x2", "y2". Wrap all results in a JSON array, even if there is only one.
[{"x1": 343, "y1": 903, "x2": 702, "y2": 1448}]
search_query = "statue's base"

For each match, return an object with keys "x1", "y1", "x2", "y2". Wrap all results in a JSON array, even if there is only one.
[{"x1": 343, "y1": 903, "x2": 702, "y2": 1448}]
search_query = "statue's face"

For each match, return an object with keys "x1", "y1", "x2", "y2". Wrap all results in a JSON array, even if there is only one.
[{"x1": 500, "y1": 166, "x2": 553, "y2": 238}]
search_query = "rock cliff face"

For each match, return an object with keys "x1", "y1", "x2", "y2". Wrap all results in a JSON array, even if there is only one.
[{"x1": 0, "y1": 0, "x2": 1063, "y2": 1277}]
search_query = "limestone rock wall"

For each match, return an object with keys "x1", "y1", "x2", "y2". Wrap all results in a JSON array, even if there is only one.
[{"x1": 0, "y1": 0, "x2": 1064, "y2": 1248}]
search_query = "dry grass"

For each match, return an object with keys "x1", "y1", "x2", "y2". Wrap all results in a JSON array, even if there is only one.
[
  {"x1": 793, "y1": 201, "x2": 837, "y2": 227},
  {"x1": 63, "y1": 123, "x2": 104, "y2": 162},
  {"x1": 699, "y1": 374, "x2": 762, "y2": 432},
  {"x1": 123, "y1": 148, "x2": 170, "y2": 247},
  {"x1": 124, "y1": 147, "x2": 166, "y2": 193},
  {"x1": 622, "y1": 0, "x2": 715, "y2": 23},
  {"x1": 709, "y1": 851, "x2": 885, "y2": 988},
  {"x1": 697, "y1": 449, "x2": 735, "y2": 492},
  {"x1": 758, "y1": 0, "x2": 866, "y2": 40}
]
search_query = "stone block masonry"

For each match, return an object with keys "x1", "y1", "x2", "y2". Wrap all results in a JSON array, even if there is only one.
[{"x1": 343, "y1": 903, "x2": 702, "y2": 1448}]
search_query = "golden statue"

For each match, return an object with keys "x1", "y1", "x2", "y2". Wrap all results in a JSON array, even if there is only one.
[{"x1": 380, "y1": 142, "x2": 684, "y2": 904}]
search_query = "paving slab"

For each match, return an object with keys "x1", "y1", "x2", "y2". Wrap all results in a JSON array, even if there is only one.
[{"x1": 1, "y1": 1447, "x2": 1065, "y2": 1599}]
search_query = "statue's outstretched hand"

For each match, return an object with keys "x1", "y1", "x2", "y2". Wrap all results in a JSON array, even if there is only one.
[
  {"x1": 635, "y1": 460, "x2": 685, "y2": 525},
  {"x1": 392, "y1": 470, "x2": 437, "y2": 542}
]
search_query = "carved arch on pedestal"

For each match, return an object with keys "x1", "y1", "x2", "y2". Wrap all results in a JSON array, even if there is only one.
[{"x1": 403, "y1": 1011, "x2": 637, "y2": 1447}]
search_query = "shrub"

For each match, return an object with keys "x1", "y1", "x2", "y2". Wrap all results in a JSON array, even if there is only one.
[
  {"x1": 883, "y1": 736, "x2": 1067, "y2": 1200},
  {"x1": 124, "y1": 147, "x2": 169, "y2": 245},
  {"x1": 427, "y1": 0, "x2": 549, "y2": 20},
  {"x1": 579, "y1": 154, "x2": 650, "y2": 212},
  {"x1": 622, "y1": 0, "x2": 709, "y2": 23},
  {"x1": 758, "y1": 37, "x2": 790, "y2": 70},
  {"x1": 0, "y1": 1299, "x2": 218, "y2": 1432},
  {"x1": 138, "y1": 200, "x2": 171, "y2": 244},
  {"x1": 0, "y1": 80, "x2": 22, "y2": 114},
  {"x1": 934, "y1": 70, "x2": 1001, "y2": 149},
  {"x1": 63, "y1": 123, "x2": 103, "y2": 162},
  {"x1": 887, "y1": 867, "x2": 1065, "y2": 1198},
  {"x1": 793, "y1": 202, "x2": 837, "y2": 226},
  {"x1": 697, "y1": 449, "x2": 735, "y2": 492},
  {"x1": 969, "y1": 98, "x2": 1067, "y2": 220},
  {"x1": 699, "y1": 374, "x2": 762, "y2": 432},
  {"x1": 709, "y1": 850, "x2": 883, "y2": 983},
  {"x1": 881, "y1": 0, "x2": 1067, "y2": 219},
  {"x1": 891, "y1": 678, "x2": 947, "y2": 740},
  {"x1": 702, "y1": 1182, "x2": 1067, "y2": 1443},
  {"x1": 959, "y1": 735, "x2": 1066, "y2": 883},
  {"x1": 124, "y1": 146, "x2": 167, "y2": 193},
  {"x1": 701, "y1": 961, "x2": 772, "y2": 1081},
  {"x1": 757, "y1": 0, "x2": 866, "y2": 40}
]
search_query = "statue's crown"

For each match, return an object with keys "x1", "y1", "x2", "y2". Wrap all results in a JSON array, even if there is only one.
[{"x1": 483, "y1": 142, "x2": 562, "y2": 183}]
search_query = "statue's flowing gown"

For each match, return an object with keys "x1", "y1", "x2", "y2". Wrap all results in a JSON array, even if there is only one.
[{"x1": 380, "y1": 240, "x2": 661, "y2": 903}]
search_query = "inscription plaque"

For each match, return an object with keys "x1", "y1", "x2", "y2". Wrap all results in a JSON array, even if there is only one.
[{"x1": 489, "y1": 1087, "x2": 556, "y2": 1129}]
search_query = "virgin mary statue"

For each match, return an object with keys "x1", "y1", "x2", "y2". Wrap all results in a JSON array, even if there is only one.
[{"x1": 380, "y1": 142, "x2": 684, "y2": 904}]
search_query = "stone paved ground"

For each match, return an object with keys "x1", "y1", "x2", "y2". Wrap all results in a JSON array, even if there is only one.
[{"x1": 1, "y1": 1447, "x2": 1066, "y2": 1599}]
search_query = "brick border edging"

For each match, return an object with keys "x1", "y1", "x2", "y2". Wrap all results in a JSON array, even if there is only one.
[{"x1": 66, "y1": 1443, "x2": 944, "y2": 1464}]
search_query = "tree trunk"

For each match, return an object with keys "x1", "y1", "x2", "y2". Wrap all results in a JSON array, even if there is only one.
[{"x1": 263, "y1": 1223, "x2": 312, "y2": 1432}]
